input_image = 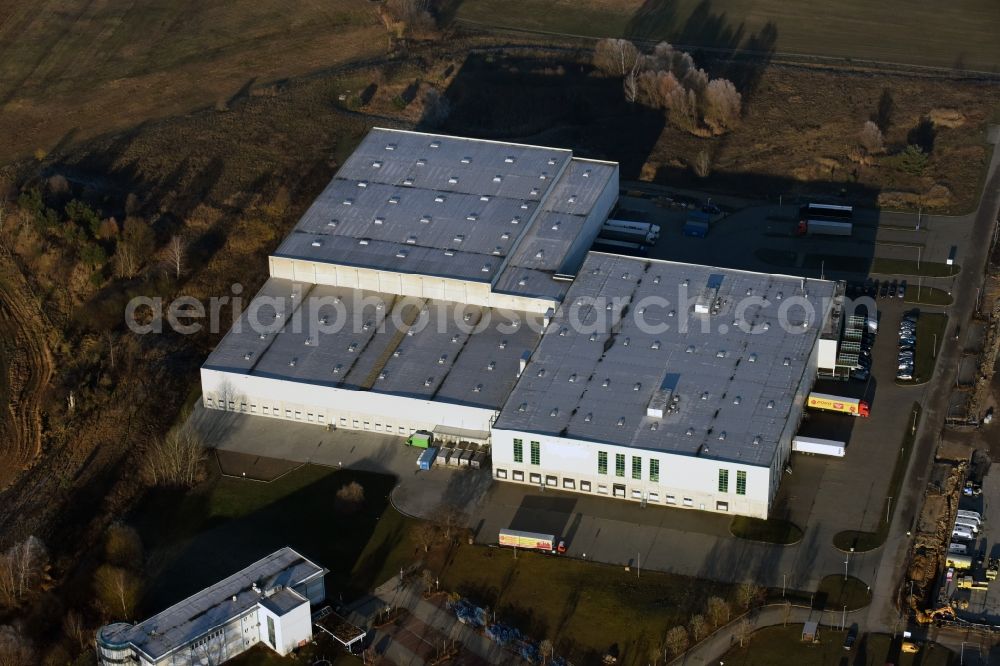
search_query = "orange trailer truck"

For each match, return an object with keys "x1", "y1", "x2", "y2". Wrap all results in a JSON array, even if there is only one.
[
  {"x1": 498, "y1": 529, "x2": 566, "y2": 553},
  {"x1": 807, "y1": 392, "x2": 870, "y2": 417}
]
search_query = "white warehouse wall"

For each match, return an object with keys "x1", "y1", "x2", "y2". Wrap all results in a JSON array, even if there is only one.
[
  {"x1": 556, "y1": 161, "x2": 620, "y2": 274},
  {"x1": 490, "y1": 428, "x2": 772, "y2": 518},
  {"x1": 201, "y1": 368, "x2": 496, "y2": 435}
]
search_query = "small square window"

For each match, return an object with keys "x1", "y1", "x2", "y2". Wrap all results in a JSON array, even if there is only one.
[
  {"x1": 529, "y1": 473, "x2": 542, "y2": 484},
  {"x1": 716, "y1": 501, "x2": 729, "y2": 512},
  {"x1": 597, "y1": 485, "x2": 609, "y2": 495},
  {"x1": 513, "y1": 471, "x2": 524, "y2": 481},
  {"x1": 683, "y1": 497, "x2": 694, "y2": 507},
  {"x1": 562, "y1": 479, "x2": 576, "y2": 490},
  {"x1": 545, "y1": 475, "x2": 558, "y2": 487},
  {"x1": 496, "y1": 469, "x2": 508, "y2": 479},
  {"x1": 580, "y1": 481, "x2": 591, "y2": 492}
]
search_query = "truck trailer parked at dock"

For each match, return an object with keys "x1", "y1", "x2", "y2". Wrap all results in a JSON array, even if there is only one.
[
  {"x1": 806, "y1": 392, "x2": 870, "y2": 417},
  {"x1": 792, "y1": 436, "x2": 846, "y2": 457}
]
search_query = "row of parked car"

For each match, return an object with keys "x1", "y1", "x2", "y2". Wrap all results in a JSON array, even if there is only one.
[
  {"x1": 850, "y1": 316, "x2": 878, "y2": 381},
  {"x1": 846, "y1": 279, "x2": 907, "y2": 300},
  {"x1": 897, "y1": 311, "x2": 919, "y2": 381}
]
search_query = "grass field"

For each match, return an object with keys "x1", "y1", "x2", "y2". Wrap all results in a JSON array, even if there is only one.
[
  {"x1": 131, "y1": 465, "x2": 399, "y2": 612},
  {"x1": 912, "y1": 313, "x2": 949, "y2": 383},
  {"x1": 872, "y1": 258, "x2": 960, "y2": 277},
  {"x1": 730, "y1": 516, "x2": 803, "y2": 544},
  {"x1": 455, "y1": 0, "x2": 1000, "y2": 71},
  {"x1": 905, "y1": 286, "x2": 953, "y2": 306},
  {"x1": 0, "y1": 0, "x2": 384, "y2": 162},
  {"x1": 720, "y1": 625, "x2": 956, "y2": 665}
]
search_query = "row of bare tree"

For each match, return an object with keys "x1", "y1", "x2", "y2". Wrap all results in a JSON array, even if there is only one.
[
  {"x1": 594, "y1": 38, "x2": 742, "y2": 136},
  {"x1": 655, "y1": 581, "x2": 767, "y2": 663}
]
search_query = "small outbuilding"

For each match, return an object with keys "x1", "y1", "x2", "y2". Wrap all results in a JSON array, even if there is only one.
[{"x1": 801, "y1": 621, "x2": 819, "y2": 643}]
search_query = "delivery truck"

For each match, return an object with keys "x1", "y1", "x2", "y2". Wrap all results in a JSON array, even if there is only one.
[
  {"x1": 795, "y1": 219, "x2": 853, "y2": 236},
  {"x1": 792, "y1": 436, "x2": 846, "y2": 457},
  {"x1": 947, "y1": 554, "x2": 973, "y2": 570},
  {"x1": 406, "y1": 430, "x2": 433, "y2": 448},
  {"x1": 498, "y1": 529, "x2": 566, "y2": 554},
  {"x1": 603, "y1": 219, "x2": 660, "y2": 243},
  {"x1": 806, "y1": 392, "x2": 870, "y2": 417},
  {"x1": 416, "y1": 447, "x2": 438, "y2": 470},
  {"x1": 683, "y1": 211, "x2": 711, "y2": 238}
]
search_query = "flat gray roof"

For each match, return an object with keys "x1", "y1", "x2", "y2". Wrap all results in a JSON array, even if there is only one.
[
  {"x1": 493, "y1": 253, "x2": 837, "y2": 466},
  {"x1": 99, "y1": 547, "x2": 325, "y2": 660},
  {"x1": 271, "y1": 128, "x2": 616, "y2": 296},
  {"x1": 203, "y1": 278, "x2": 543, "y2": 411}
]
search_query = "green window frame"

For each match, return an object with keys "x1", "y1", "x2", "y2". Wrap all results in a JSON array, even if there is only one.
[
  {"x1": 615, "y1": 454, "x2": 625, "y2": 477},
  {"x1": 650, "y1": 459, "x2": 659, "y2": 483},
  {"x1": 736, "y1": 470, "x2": 747, "y2": 495},
  {"x1": 718, "y1": 469, "x2": 729, "y2": 493},
  {"x1": 530, "y1": 441, "x2": 540, "y2": 466},
  {"x1": 632, "y1": 456, "x2": 642, "y2": 480},
  {"x1": 598, "y1": 451, "x2": 608, "y2": 475},
  {"x1": 513, "y1": 439, "x2": 523, "y2": 463}
]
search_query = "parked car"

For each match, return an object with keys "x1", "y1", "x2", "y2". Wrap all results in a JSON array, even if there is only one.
[
  {"x1": 852, "y1": 368, "x2": 870, "y2": 381},
  {"x1": 889, "y1": 280, "x2": 898, "y2": 297},
  {"x1": 898, "y1": 280, "x2": 907, "y2": 299},
  {"x1": 879, "y1": 282, "x2": 889, "y2": 298}
]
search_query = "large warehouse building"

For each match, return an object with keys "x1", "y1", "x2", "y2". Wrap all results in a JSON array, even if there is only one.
[{"x1": 201, "y1": 128, "x2": 840, "y2": 517}]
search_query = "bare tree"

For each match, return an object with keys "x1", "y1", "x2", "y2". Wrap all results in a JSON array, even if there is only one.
[
  {"x1": 664, "y1": 626, "x2": 689, "y2": 657},
  {"x1": 859, "y1": 120, "x2": 885, "y2": 154},
  {"x1": 432, "y1": 504, "x2": 467, "y2": 541},
  {"x1": 689, "y1": 613, "x2": 707, "y2": 641},
  {"x1": 593, "y1": 38, "x2": 640, "y2": 77},
  {"x1": 702, "y1": 78, "x2": 742, "y2": 134},
  {"x1": 413, "y1": 522, "x2": 438, "y2": 553},
  {"x1": 420, "y1": 569, "x2": 435, "y2": 596},
  {"x1": 737, "y1": 580, "x2": 765, "y2": 610},
  {"x1": 735, "y1": 617, "x2": 753, "y2": 647},
  {"x1": 0, "y1": 625, "x2": 35, "y2": 666},
  {"x1": 0, "y1": 536, "x2": 48, "y2": 606},
  {"x1": 336, "y1": 481, "x2": 366, "y2": 513},
  {"x1": 62, "y1": 610, "x2": 89, "y2": 652},
  {"x1": 623, "y1": 60, "x2": 641, "y2": 104},
  {"x1": 105, "y1": 523, "x2": 143, "y2": 569},
  {"x1": 539, "y1": 638, "x2": 554, "y2": 664},
  {"x1": 781, "y1": 599, "x2": 792, "y2": 627},
  {"x1": 690, "y1": 149, "x2": 712, "y2": 178},
  {"x1": 706, "y1": 596, "x2": 730, "y2": 628},
  {"x1": 665, "y1": 86, "x2": 698, "y2": 131},
  {"x1": 142, "y1": 424, "x2": 207, "y2": 487},
  {"x1": 165, "y1": 234, "x2": 186, "y2": 279},
  {"x1": 94, "y1": 565, "x2": 141, "y2": 620}
]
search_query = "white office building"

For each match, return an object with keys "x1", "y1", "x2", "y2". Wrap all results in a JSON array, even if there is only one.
[{"x1": 96, "y1": 548, "x2": 327, "y2": 665}]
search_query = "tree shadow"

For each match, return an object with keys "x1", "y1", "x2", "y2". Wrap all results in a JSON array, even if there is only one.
[
  {"x1": 435, "y1": 52, "x2": 665, "y2": 178},
  {"x1": 623, "y1": 0, "x2": 679, "y2": 42}
]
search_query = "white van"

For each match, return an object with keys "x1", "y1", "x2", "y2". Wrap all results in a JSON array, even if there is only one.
[
  {"x1": 952, "y1": 528, "x2": 974, "y2": 541},
  {"x1": 955, "y1": 518, "x2": 980, "y2": 534},
  {"x1": 948, "y1": 542, "x2": 968, "y2": 555},
  {"x1": 957, "y1": 510, "x2": 982, "y2": 525}
]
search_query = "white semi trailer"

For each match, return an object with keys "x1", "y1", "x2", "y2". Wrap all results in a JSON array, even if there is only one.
[{"x1": 792, "y1": 436, "x2": 846, "y2": 457}]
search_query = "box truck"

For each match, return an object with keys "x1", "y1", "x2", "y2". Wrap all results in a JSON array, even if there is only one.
[
  {"x1": 603, "y1": 219, "x2": 660, "y2": 244},
  {"x1": 498, "y1": 529, "x2": 566, "y2": 554},
  {"x1": 416, "y1": 447, "x2": 438, "y2": 470},
  {"x1": 792, "y1": 436, "x2": 846, "y2": 457},
  {"x1": 406, "y1": 430, "x2": 433, "y2": 448},
  {"x1": 806, "y1": 392, "x2": 870, "y2": 417},
  {"x1": 955, "y1": 518, "x2": 980, "y2": 534},
  {"x1": 796, "y1": 219, "x2": 853, "y2": 236},
  {"x1": 957, "y1": 510, "x2": 982, "y2": 524},
  {"x1": 947, "y1": 554, "x2": 973, "y2": 570}
]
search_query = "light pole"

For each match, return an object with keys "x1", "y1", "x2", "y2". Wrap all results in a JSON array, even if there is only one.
[
  {"x1": 782, "y1": 572, "x2": 787, "y2": 598},
  {"x1": 841, "y1": 605, "x2": 846, "y2": 631},
  {"x1": 886, "y1": 497, "x2": 892, "y2": 524}
]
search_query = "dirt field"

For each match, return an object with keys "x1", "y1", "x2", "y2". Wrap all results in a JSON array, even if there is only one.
[
  {"x1": 0, "y1": 0, "x2": 385, "y2": 163},
  {"x1": 456, "y1": 0, "x2": 1000, "y2": 71}
]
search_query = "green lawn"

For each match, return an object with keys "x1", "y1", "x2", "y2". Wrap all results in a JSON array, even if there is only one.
[
  {"x1": 730, "y1": 517, "x2": 803, "y2": 545},
  {"x1": 904, "y1": 286, "x2": 953, "y2": 306},
  {"x1": 435, "y1": 543, "x2": 735, "y2": 665},
  {"x1": 911, "y1": 313, "x2": 949, "y2": 384},
  {"x1": 131, "y1": 465, "x2": 399, "y2": 612},
  {"x1": 834, "y1": 403, "x2": 921, "y2": 552},
  {"x1": 455, "y1": 0, "x2": 1000, "y2": 70},
  {"x1": 720, "y1": 625, "x2": 956, "y2": 665},
  {"x1": 814, "y1": 576, "x2": 870, "y2": 611},
  {"x1": 871, "y1": 258, "x2": 959, "y2": 278}
]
